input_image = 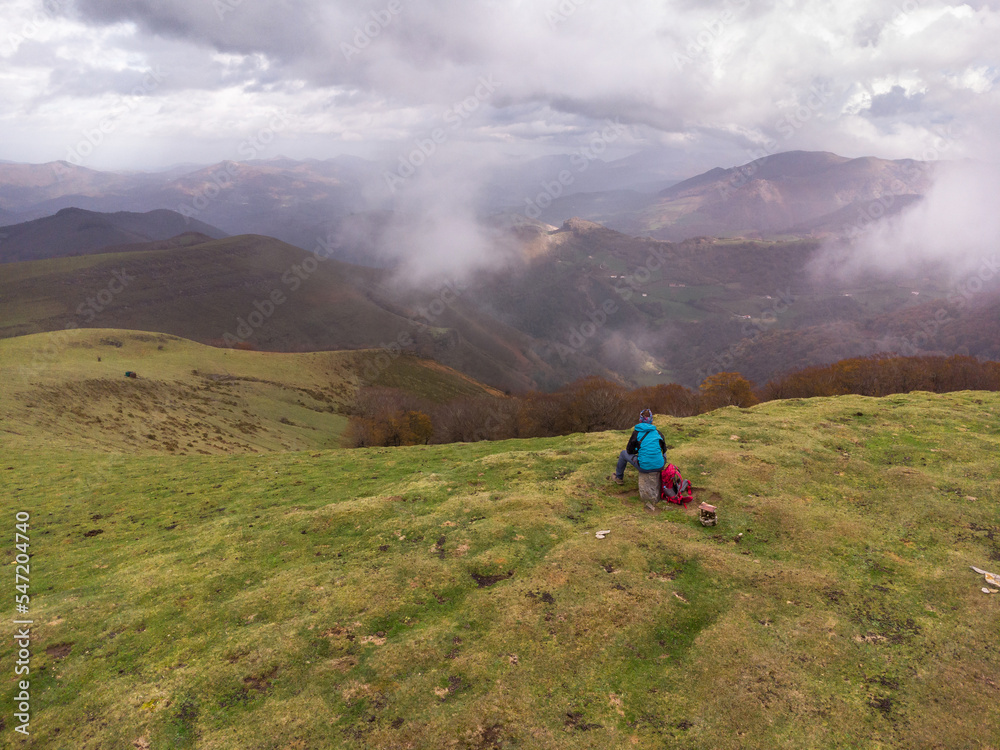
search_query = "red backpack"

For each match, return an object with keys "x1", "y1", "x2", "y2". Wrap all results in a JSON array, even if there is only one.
[{"x1": 660, "y1": 464, "x2": 693, "y2": 506}]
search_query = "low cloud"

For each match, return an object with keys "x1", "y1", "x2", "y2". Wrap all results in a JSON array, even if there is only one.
[
  {"x1": 815, "y1": 160, "x2": 1000, "y2": 281},
  {"x1": 375, "y1": 144, "x2": 523, "y2": 287}
]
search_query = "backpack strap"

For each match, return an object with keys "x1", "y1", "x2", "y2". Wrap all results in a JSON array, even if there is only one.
[{"x1": 635, "y1": 431, "x2": 646, "y2": 451}]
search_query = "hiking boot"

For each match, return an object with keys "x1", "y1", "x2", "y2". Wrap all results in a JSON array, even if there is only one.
[{"x1": 607, "y1": 474, "x2": 624, "y2": 486}]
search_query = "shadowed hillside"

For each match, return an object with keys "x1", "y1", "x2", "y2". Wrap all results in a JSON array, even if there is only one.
[
  {"x1": 3, "y1": 221, "x2": 993, "y2": 391},
  {"x1": 0, "y1": 207, "x2": 228, "y2": 263},
  {"x1": 458, "y1": 220, "x2": 987, "y2": 388},
  {"x1": 0, "y1": 235, "x2": 608, "y2": 392}
]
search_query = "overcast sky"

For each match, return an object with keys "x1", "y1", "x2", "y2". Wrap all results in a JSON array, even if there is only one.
[{"x1": 0, "y1": 0, "x2": 997, "y2": 174}]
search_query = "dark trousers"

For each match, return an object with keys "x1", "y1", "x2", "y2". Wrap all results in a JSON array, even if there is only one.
[
  {"x1": 615, "y1": 450, "x2": 639, "y2": 479},
  {"x1": 616, "y1": 450, "x2": 665, "y2": 479}
]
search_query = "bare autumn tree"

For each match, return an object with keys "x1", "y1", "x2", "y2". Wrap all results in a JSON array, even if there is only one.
[
  {"x1": 346, "y1": 387, "x2": 435, "y2": 447},
  {"x1": 432, "y1": 396, "x2": 518, "y2": 443},
  {"x1": 627, "y1": 383, "x2": 701, "y2": 418},
  {"x1": 516, "y1": 391, "x2": 563, "y2": 438},
  {"x1": 554, "y1": 377, "x2": 631, "y2": 433},
  {"x1": 699, "y1": 372, "x2": 759, "y2": 410},
  {"x1": 404, "y1": 410, "x2": 434, "y2": 445}
]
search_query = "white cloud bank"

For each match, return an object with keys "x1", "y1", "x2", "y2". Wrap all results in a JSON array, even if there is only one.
[
  {"x1": 0, "y1": 0, "x2": 996, "y2": 170},
  {"x1": 818, "y1": 158, "x2": 1000, "y2": 280}
]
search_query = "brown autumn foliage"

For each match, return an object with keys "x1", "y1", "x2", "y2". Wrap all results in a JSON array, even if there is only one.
[
  {"x1": 345, "y1": 387, "x2": 436, "y2": 447},
  {"x1": 346, "y1": 355, "x2": 1000, "y2": 447},
  {"x1": 626, "y1": 383, "x2": 703, "y2": 419},
  {"x1": 346, "y1": 378, "x2": 704, "y2": 447},
  {"x1": 760, "y1": 354, "x2": 1000, "y2": 400},
  {"x1": 700, "y1": 372, "x2": 759, "y2": 409}
]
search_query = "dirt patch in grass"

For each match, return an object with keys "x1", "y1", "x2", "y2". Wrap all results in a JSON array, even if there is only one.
[
  {"x1": 564, "y1": 711, "x2": 602, "y2": 732},
  {"x1": 463, "y1": 723, "x2": 506, "y2": 749},
  {"x1": 327, "y1": 656, "x2": 357, "y2": 672},
  {"x1": 218, "y1": 668, "x2": 277, "y2": 708},
  {"x1": 46, "y1": 642, "x2": 73, "y2": 659},
  {"x1": 435, "y1": 675, "x2": 466, "y2": 701},
  {"x1": 470, "y1": 570, "x2": 513, "y2": 588},
  {"x1": 850, "y1": 597, "x2": 921, "y2": 645},
  {"x1": 869, "y1": 693, "x2": 896, "y2": 718},
  {"x1": 243, "y1": 666, "x2": 278, "y2": 693}
]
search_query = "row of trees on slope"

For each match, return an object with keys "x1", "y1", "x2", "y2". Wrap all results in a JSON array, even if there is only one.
[{"x1": 346, "y1": 354, "x2": 1000, "y2": 447}]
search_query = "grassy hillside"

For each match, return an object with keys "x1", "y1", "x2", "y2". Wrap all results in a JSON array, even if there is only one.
[
  {"x1": 3, "y1": 223, "x2": 987, "y2": 393},
  {"x1": 0, "y1": 235, "x2": 401, "y2": 346},
  {"x1": 1, "y1": 390, "x2": 998, "y2": 748},
  {"x1": 0, "y1": 235, "x2": 593, "y2": 393},
  {"x1": 0, "y1": 329, "x2": 498, "y2": 454}
]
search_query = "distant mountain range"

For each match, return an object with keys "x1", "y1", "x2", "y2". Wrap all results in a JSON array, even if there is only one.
[
  {"x1": 0, "y1": 149, "x2": 938, "y2": 266},
  {"x1": 635, "y1": 150, "x2": 934, "y2": 240},
  {"x1": 0, "y1": 157, "x2": 373, "y2": 257},
  {"x1": 523, "y1": 151, "x2": 935, "y2": 241},
  {"x1": 0, "y1": 207, "x2": 227, "y2": 263}
]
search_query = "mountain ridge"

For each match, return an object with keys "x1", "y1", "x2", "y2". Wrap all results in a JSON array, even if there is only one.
[
  {"x1": 0, "y1": 207, "x2": 228, "y2": 263},
  {"x1": 0, "y1": 149, "x2": 935, "y2": 261},
  {"x1": 2, "y1": 219, "x2": 996, "y2": 391},
  {"x1": 617, "y1": 150, "x2": 936, "y2": 241}
]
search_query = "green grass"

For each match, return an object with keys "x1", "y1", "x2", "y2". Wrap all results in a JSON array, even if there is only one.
[
  {"x1": 1, "y1": 389, "x2": 999, "y2": 748},
  {"x1": 0, "y1": 236, "x2": 594, "y2": 393},
  {"x1": 0, "y1": 329, "x2": 497, "y2": 455}
]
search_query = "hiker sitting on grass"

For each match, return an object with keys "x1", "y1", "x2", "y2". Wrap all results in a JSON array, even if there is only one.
[{"x1": 609, "y1": 409, "x2": 666, "y2": 485}]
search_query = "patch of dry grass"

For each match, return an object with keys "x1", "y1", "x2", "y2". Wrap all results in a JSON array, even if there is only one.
[{"x1": 0, "y1": 329, "x2": 493, "y2": 456}]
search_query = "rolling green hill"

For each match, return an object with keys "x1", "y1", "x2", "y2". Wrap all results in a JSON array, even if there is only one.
[
  {"x1": 1, "y1": 389, "x2": 998, "y2": 748},
  {"x1": 0, "y1": 235, "x2": 592, "y2": 393},
  {"x1": 0, "y1": 329, "x2": 499, "y2": 454}
]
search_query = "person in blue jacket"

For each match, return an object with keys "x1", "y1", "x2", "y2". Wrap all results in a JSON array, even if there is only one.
[{"x1": 609, "y1": 408, "x2": 666, "y2": 485}]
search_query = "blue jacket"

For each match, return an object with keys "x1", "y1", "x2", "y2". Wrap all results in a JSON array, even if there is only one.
[{"x1": 627, "y1": 422, "x2": 666, "y2": 471}]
